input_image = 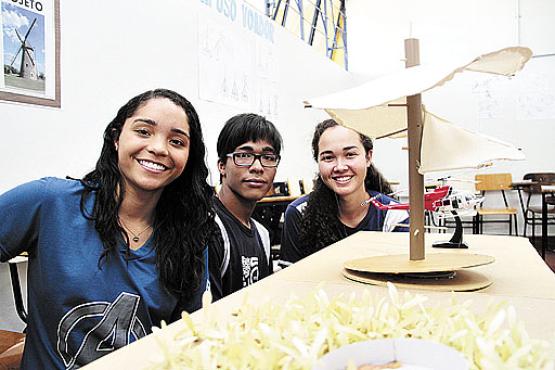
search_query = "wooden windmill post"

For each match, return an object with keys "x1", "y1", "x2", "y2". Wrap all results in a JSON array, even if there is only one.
[
  {"x1": 404, "y1": 38, "x2": 425, "y2": 261},
  {"x1": 342, "y1": 39, "x2": 496, "y2": 292}
]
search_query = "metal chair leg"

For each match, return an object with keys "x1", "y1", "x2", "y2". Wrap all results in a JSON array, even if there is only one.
[
  {"x1": 8, "y1": 263, "x2": 27, "y2": 324},
  {"x1": 532, "y1": 216, "x2": 536, "y2": 242},
  {"x1": 523, "y1": 211, "x2": 528, "y2": 237}
]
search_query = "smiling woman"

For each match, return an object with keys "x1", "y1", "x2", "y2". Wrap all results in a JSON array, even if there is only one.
[
  {"x1": 279, "y1": 119, "x2": 409, "y2": 267},
  {"x1": 0, "y1": 89, "x2": 217, "y2": 369},
  {"x1": 115, "y1": 98, "x2": 191, "y2": 198}
]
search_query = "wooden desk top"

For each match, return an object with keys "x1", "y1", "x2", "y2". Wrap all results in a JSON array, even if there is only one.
[
  {"x1": 257, "y1": 194, "x2": 300, "y2": 204},
  {"x1": 274, "y1": 232, "x2": 555, "y2": 300},
  {"x1": 84, "y1": 232, "x2": 555, "y2": 369}
]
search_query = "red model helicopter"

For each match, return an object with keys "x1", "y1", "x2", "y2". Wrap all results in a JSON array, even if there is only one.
[
  {"x1": 363, "y1": 183, "x2": 483, "y2": 218},
  {"x1": 362, "y1": 181, "x2": 484, "y2": 249},
  {"x1": 363, "y1": 185, "x2": 451, "y2": 212}
]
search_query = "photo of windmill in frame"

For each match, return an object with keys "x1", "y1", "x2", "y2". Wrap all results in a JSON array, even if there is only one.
[{"x1": 2, "y1": 3, "x2": 46, "y2": 93}]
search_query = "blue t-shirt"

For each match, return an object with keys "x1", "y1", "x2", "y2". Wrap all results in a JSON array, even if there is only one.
[
  {"x1": 279, "y1": 192, "x2": 409, "y2": 266},
  {"x1": 0, "y1": 177, "x2": 207, "y2": 369}
]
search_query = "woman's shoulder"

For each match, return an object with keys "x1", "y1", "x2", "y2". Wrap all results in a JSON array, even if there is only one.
[
  {"x1": 282, "y1": 194, "x2": 310, "y2": 221},
  {"x1": 6, "y1": 177, "x2": 86, "y2": 199},
  {"x1": 288, "y1": 193, "x2": 310, "y2": 211},
  {"x1": 0, "y1": 177, "x2": 89, "y2": 219},
  {"x1": 38, "y1": 176, "x2": 86, "y2": 193}
]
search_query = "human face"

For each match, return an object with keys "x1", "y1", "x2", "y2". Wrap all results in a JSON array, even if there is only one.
[
  {"x1": 317, "y1": 125, "x2": 372, "y2": 199},
  {"x1": 219, "y1": 140, "x2": 278, "y2": 202},
  {"x1": 115, "y1": 98, "x2": 190, "y2": 197}
]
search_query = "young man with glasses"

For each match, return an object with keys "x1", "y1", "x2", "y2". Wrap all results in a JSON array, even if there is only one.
[{"x1": 209, "y1": 113, "x2": 283, "y2": 300}]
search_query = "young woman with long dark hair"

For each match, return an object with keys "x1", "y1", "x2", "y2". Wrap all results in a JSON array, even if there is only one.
[
  {"x1": 0, "y1": 89, "x2": 215, "y2": 369},
  {"x1": 280, "y1": 119, "x2": 408, "y2": 266}
]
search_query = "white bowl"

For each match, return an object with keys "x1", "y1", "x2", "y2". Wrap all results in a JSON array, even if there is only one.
[{"x1": 313, "y1": 338, "x2": 469, "y2": 370}]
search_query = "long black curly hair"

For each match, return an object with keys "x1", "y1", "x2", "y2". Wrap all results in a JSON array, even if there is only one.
[
  {"x1": 298, "y1": 119, "x2": 392, "y2": 256},
  {"x1": 80, "y1": 89, "x2": 215, "y2": 304}
]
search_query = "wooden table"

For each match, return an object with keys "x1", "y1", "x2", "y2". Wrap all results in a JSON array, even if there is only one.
[
  {"x1": 83, "y1": 232, "x2": 555, "y2": 369},
  {"x1": 257, "y1": 194, "x2": 300, "y2": 204}
]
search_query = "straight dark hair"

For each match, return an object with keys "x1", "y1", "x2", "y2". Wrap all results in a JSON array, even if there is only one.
[
  {"x1": 217, "y1": 113, "x2": 283, "y2": 163},
  {"x1": 80, "y1": 89, "x2": 215, "y2": 304},
  {"x1": 298, "y1": 119, "x2": 392, "y2": 256}
]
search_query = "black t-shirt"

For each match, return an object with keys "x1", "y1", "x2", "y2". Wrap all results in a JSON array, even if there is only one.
[{"x1": 209, "y1": 197, "x2": 272, "y2": 301}]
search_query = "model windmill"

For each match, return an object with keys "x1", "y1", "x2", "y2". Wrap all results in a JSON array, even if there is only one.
[
  {"x1": 304, "y1": 39, "x2": 531, "y2": 291},
  {"x1": 10, "y1": 18, "x2": 39, "y2": 80}
]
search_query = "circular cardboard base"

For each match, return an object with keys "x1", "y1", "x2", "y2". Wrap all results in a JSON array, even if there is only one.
[
  {"x1": 344, "y1": 253, "x2": 494, "y2": 274},
  {"x1": 343, "y1": 268, "x2": 492, "y2": 292}
]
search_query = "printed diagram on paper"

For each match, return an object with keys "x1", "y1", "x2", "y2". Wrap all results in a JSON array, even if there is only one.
[{"x1": 198, "y1": 16, "x2": 279, "y2": 117}]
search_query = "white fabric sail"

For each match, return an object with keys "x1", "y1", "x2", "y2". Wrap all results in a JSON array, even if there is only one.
[
  {"x1": 304, "y1": 47, "x2": 532, "y2": 139},
  {"x1": 419, "y1": 111, "x2": 525, "y2": 174},
  {"x1": 304, "y1": 46, "x2": 531, "y2": 172}
]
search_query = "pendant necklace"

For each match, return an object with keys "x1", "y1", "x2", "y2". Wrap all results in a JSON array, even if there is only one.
[{"x1": 119, "y1": 218, "x2": 152, "y2": 242}]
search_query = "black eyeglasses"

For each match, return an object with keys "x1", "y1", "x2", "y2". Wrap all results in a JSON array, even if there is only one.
[{"x1": 227, "y1": 152, "x2": 281, "y2": 168}]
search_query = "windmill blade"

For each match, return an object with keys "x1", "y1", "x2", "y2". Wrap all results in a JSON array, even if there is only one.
[
  {"x1": 14, "y1": 29, "x2": 24, "y2": 44},
  {"x1": 23, "y1": 18, "x2": 37, "y2": 42},
  {"x1": 10, "y1": 46, "x2": 23, "y2": 66}
]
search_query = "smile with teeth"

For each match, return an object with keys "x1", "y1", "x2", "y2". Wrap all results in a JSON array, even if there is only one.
[
  {"x1": 138, "y1": 159, "x2": 168, "y2": 171},
  {"x1": 333, "y1": 176, "x2": 352, "y2": 183}
]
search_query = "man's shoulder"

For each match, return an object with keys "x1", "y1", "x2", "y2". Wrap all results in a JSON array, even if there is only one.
[
  {"x1": 213, "y1": 197, "x2": 237, "y2": 225},
  {"x1": 251, "y1": 218, "x2": 269, "y2": 235}
]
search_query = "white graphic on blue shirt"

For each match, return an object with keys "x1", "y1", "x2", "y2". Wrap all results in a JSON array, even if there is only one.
[
  {"x1": 241, "y1": 256, "x2": 259, "y2": 287},
  {"x1": 56, "y1": 292, "x2": 146, "y2": 369}
]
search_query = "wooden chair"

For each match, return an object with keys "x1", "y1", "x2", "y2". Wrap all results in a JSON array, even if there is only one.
[
  {"x1": 517, "y1": 172, "x2": 555, "y2": 238},
  {"x1": 475, "y1": 173, "x2": 518, "y2": 235}
]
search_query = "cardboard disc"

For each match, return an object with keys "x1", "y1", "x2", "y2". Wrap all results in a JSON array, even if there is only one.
[
  {"x1": 343, "y1": 268, "x2": 492, "y2": 292},
  {"x1": 344, "y1": 253, "x2": 494, "y2": 274}
]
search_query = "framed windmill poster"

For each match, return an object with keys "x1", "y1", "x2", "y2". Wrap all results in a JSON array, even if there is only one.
[{"x1": 0, "y1": 0, "x2": 60, "y2": 107}]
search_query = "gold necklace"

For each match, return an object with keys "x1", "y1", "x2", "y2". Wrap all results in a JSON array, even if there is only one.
[{"x1": 119, "y1": 218, "x2": 152, "y2": 242}]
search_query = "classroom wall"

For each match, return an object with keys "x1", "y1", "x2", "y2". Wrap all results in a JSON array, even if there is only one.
[
  {"x1": 0, "y1": 0, "x2": 354, "y2": 195},
  {"x1": 0, "y1": 0, "x2": 353, "y2": 331}
]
